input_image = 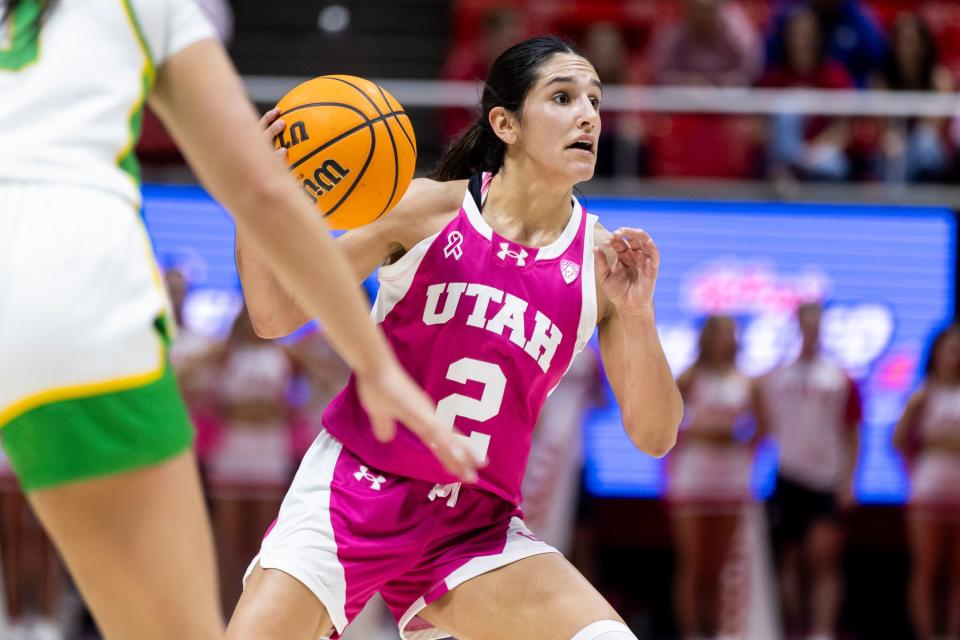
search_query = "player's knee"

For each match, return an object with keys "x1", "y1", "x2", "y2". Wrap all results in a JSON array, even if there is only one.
[{"x1": 570, "y1": 620, "x2": 638, "y2": 640}]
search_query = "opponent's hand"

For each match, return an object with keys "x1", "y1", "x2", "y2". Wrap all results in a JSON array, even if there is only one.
[
  {"x1": 259, "y1": 107, "x2": 288, "y2": 159},
  {"x1": 355, "y1": 362, "x2": 483, "y2": 483},
  {"x1": 594, "y1": 227, "x2": 660, "y2": 318}
]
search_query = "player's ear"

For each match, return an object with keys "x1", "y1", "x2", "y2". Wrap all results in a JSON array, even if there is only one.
[{"x1": 488, "y1": 106, "x2": 518, "y2": 145}]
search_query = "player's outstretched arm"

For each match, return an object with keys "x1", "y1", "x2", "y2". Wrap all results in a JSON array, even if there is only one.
[
  {"x1": 149, "y1": 39, "x2": 480, "y2": 481},
  {"x1": 595, "y1": 225, "x2": 683, "y2": 457}
]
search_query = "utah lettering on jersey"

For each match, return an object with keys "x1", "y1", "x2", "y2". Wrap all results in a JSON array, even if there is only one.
[{"x1": 422, "y1": 282, "x2": 562, "y2": 373}]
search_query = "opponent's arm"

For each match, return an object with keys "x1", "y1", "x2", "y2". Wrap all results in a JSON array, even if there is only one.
[
  {"x1": 595, "y1": 226, "x2": 683, "y2": 457},
  {"x1": 149, "y1": 39, "x2": 480, "y2": 479}
]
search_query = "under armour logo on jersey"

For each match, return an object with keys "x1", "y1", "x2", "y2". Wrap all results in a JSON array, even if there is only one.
[
  {"x1": 444, "y1": 231, "x2": 463, "y2": 260},
  {"x1": 497, "y1": 242, "x2": 528, "y2": 266},
  {"x1": 560, "y1": 259, "x2": 580, "y2": 284},
  {"x1": 354, "y1": 465, "x2": 386, "y2": 490}
]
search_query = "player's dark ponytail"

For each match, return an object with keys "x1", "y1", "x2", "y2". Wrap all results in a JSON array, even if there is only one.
[
  {"x1": 428, "y1": 35, "x2": 583, "y2": 182},
  {"x1": 1, "y1": 0, "x2": 57, "y2": 34}
]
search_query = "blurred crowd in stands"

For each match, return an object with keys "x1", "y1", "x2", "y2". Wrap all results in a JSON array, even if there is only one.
[{"x1": 442, "y1": 0, "x2": 960, "y2": 184}]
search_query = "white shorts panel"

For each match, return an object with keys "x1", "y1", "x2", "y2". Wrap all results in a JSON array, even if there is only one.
[
  {"x1": 243, "y1": 430, "x2": 349, "y2": 634},
  {"x1": 0, "y1": 182, "x2": 169, "y2": 418}
]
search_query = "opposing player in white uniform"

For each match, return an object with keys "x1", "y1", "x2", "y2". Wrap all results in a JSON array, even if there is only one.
[
  {"x1": 893, "y1": 324, "x2": 960, "y2": 640},
  {"x1": 0, "y1": 1, "x2": 474, "y2": 637}
]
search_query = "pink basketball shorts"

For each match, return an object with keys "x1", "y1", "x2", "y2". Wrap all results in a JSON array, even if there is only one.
[{"x1": 244, "y1": 430, "x2": 558, "y2": 640}]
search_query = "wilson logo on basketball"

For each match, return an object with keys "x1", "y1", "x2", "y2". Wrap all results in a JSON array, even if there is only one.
[
  {"x1": 274, "y1": 121, "x2": 309, "y2": 148},
  {"x1": 273, "y1": 74, "x2": 417, "y2": 229},
  {"x1": 298, "y1": 159, "x2": 351, "y2": 204}
]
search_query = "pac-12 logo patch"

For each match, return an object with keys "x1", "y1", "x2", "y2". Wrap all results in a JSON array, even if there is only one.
[{"x1": 560, "y1": 259, "x2": 580, "y2": 284}]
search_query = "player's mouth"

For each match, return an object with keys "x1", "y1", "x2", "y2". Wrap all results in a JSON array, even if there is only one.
[{"x1": 566, "y1": 137, "x2": 595, "y2": 155}]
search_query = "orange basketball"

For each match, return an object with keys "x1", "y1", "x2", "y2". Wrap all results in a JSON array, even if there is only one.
[{"x1": 273, "y1": 75, "x2": 417, "y2": 230}]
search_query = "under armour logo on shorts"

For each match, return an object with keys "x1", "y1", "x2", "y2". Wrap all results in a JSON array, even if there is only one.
[
  {"x1": 560, "y1": 259, "x2": 580, "y2": 284},
  {"x1": 497, "y1": 242, "x2": 528, "y2": 266},
  {"x1": 444, "y1": 231, "x2": 463, "y2": 260},
  {"x1": 354, "y1": 465, "x2": 386, "y2": 490}
]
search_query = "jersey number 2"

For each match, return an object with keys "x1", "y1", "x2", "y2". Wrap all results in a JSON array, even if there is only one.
[
  {"x1": 436, "y1": 358, "x2": 505, "y2": 461},
  {"x1": 0, "y1": 0, "x2": 42, "y2": 71}
]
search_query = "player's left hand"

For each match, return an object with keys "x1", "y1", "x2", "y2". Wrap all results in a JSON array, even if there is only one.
[{"x1": 594, "y1": 227, "x2": 660, "y2": 318}]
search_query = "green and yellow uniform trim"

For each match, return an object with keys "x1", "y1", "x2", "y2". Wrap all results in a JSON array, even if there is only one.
[{"x1": 116, "y1": 0, "x2": 157, "y2": 192}]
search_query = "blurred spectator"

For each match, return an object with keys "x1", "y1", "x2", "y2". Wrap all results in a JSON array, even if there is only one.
[
  {"x1": 760, "y1": 302, "x2": 862, "y2": 640},
  {"x1": 193, "y1": 0, "x2": 234, "y2": 45},
  {"x1": 893, "y1": 324, "x2": 960, "y2": 640},
  {"x1": 580, "y1": 22, "x2": 649, "y2": 177},
  {"x1": 439, "y1": 6, "x2": 528, "y2": 142},
  {"x1": 667, "y1": 316, "x2": 764, "y2": 640},
  {"x1": 522, "y1": 348, "x2": 604, "y2": 557},
  {"x1": 760, "y1": 6, "x2": 855, "y2": 181},
  {"x1": 650, "y1": 0, "x2": 763, "y2": 87},
  {"x1": 766, "y1": 0, "x2": 886, "y2": 88},
  {"x1": 164, "y1": 268, "x2": 221, "y2": 469},
  {"x1": 0, "y1": 451, "x2": 65, "y2": 640},
  {"x1": 206, "y1": 307, "x2": 295, "y2": 613},
  {"x1": 872, "y1": 13, "x2": 954, "y2": 183},
  {"x1": 285, "y1": 326, "x2": 350, "y2": 460}
]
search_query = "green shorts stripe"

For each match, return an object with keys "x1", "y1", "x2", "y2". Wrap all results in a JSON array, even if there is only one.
[{"x1": 1, "y1": 361, "x2": 194, "y2": 491}]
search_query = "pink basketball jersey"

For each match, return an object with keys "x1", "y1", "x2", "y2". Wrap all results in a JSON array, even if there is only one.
[{"x1": 322, "y1": 173, "x2": 598, "y2": 504}]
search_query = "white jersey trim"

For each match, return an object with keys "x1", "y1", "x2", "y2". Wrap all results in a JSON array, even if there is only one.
[
  {"x1": 535, "y1": 197, "x2": 584, "y2": 262},
  {"x1": 577, "y1": 214, "x2": 599, "y2": 354},
  {"x1": 546, "y1": 213, "x2": 598, "y2": 398},
  {"x1": 461, "y1": 190, "x2": 493, "y2": 241},
  {"x1": 373, "y1": 231, "x2": 440, "y2": 323},
  {"x1": 244, "y1": 430, "x2": 349, "y2": 634},
  {"x1": 461, "y1": 183, "x2": 585, "y2": 261}
]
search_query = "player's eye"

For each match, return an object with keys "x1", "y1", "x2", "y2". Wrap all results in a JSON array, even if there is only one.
[
  {"x1": 589, "y1": 96, "x2": 601, "y2": 110},
  {"x1": 553, "y1": 92, "x2": 570, "y2": 105}
]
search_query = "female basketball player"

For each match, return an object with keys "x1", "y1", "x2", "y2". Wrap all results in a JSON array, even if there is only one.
[
  {"x1": 0, "y1": 1, "x2": 472, "y2": 638},
  {"x1": 668, "y1": 315, "x2": 764, "y2": 640},
  {"x1": 893, "y1": 324, "x2": 960, "y2": 640},
  {"x1": 234, "y1": 36, "x2": 683, "y2": 640}
]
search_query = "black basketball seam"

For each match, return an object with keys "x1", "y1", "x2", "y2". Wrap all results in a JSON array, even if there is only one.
[
  {"x1": 326, "y1": 77, "x2": 399, "y2": 219},
  {"x1": 278, "y1": 101, "x2": 370, "y2": 121},
  {"x1": 376, "y1": 85, "x2": 416, "y2": 158},
  {"x1": 286, "y1": 110, "x2": 404, "y2": 172},
  {"x1": 324, "y1": 121, "x2": 377, "y2": 219}
]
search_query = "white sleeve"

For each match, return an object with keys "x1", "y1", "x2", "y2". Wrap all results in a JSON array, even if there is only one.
[{"x1": 131, "y1": 0, "x2": 218, "y2": 67}]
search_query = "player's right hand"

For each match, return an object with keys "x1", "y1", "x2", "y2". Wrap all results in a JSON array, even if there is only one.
[
  {"x1": 260, "y1": 108, "x2": 288, "y2": 158},
  {"x1": 355, "y1": 361, "x2": 483, "y2": 483}
]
